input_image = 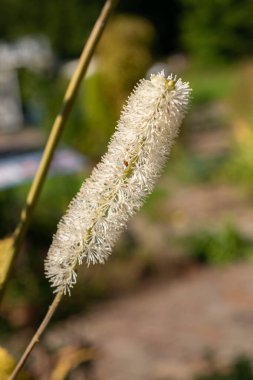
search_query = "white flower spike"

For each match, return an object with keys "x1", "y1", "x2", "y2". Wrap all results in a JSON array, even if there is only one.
[{"x1": 45, "y1": 71, "x2": 191, "y2": 294}]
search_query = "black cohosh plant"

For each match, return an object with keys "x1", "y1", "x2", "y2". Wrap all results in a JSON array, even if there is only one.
[{"x1": 45, "y1": 72, "x2": 191, "y2": 295}]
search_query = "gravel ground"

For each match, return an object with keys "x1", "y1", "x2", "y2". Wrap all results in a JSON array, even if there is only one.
[{"x1": 32, "y1": 262, "x2": 253, "y2": 380}]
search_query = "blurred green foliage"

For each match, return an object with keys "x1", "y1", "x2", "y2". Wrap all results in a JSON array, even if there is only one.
[
  {"x1": 97, "y1": 15, "x2": 154, "y2": 110},
  {"x1": 195, "y1": 357, "x2": 253, "y2": 380},
  {"x1": 181, "y1": 0, "x2": 253, "y2": 64},
  {"x1": 0, "y1": 0, "x2": 103, "y2": 57},
  {"x1": 0, "y1": 0, "x2": 180, "y2": 58},
  {"x1": 184, "y1": 223, "x2": 253, "y2": 265},
  {"x1": 185, "y1": 65, "x2": 237, "y2": 105},
  {"x1": 2, "y1": 0, "x2": 253, "y2": 64},
  {"x1": 217, "y1": 62, "x2": 253, "y2": 187},
  {"x1": 222, "y1": 136, "x2": 253, "y2": 187},
  {"x1": 18, "y1": 68, "x2": 63, "y2": 129},
  {"x1": 166, "y1": 147, "x2": 224, "y2": 185},
  {"x1": 0, "y1": 173, "x2": 85, "y2": 239},
  {"x1": 76, "y1": 73, "x2": 115, "y2": 160}
]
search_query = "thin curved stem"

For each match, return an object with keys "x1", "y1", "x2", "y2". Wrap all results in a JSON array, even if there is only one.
[
  {"x1": 9, "y1": 291, "x2": 63, "y2": 380},
  {"x1": 0, "y1": 0, "x2": 118, "y2": 298}
]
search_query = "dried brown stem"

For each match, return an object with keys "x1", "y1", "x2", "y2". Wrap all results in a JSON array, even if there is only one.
[{"x1": 9, "y1": 292, "x2": 63, "y2": 380}]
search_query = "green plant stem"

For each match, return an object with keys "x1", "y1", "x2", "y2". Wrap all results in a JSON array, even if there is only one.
[
  {"x1": 0, "y1": 0, "x2": 118, "y2": 298},
  {"x1": 9, "y1": 291, "x2": 63, "y2": 380}
]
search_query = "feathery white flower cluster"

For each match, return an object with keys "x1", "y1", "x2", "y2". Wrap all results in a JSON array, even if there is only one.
[{"x1": 45, "y1": 71, "x2": 191, "y2": 294}]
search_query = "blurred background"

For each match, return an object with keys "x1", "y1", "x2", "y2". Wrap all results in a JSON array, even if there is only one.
[{"x1": 2, "y1": 0, "x2": 253, "y2": 379}]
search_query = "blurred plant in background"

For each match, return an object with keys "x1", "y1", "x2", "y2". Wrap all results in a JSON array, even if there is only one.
[
  {"x1": 218, "y1": 62, "x2": 253, "y2": 187},
  {"x1": 96, "y1": 15, "x2": 154, "y2": 110},
  {"x1": 183, "y1": 222, "x2": 253, "y2": 265},
  {"x1": 181, "y1": 0, "x2": 253, "y2": 64},
  {"x1": 195, "y1": 357, "x2": 253, "y2": 380}
]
